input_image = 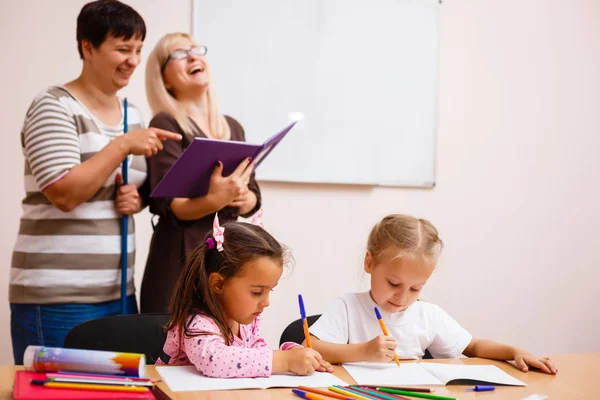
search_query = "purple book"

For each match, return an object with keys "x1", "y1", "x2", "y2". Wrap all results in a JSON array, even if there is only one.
[{"x1": 150, "y1": 121, "x2": 297, "y2": 198}]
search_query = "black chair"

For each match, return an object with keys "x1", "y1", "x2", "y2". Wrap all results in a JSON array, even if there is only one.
[
  {"x1": 279, "y1": 314, "x2": 433, "y2": 359},
  {"x1": 279, "y1": 314, "x2": 322, "y2": 346},
  {"x1": 64, "y1": 313, "x2": 171, "y2": 364}
]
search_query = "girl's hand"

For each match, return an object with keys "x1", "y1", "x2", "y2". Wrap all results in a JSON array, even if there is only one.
[
  {"x1": 114, "y1": 173, "x2": 142, "y2": 215},
  {"x1": 316, "y1": 357, "x2": 334, "y2": 373},
  {"x1": 513, "y1": 351, "x2": 558, "y2": 374},
  {"x1": 285, "y1": 347, "x2": 324, "y2": 376},
  {"x1": 363, "y1": 335, "x2": 398, "y2": 362}
]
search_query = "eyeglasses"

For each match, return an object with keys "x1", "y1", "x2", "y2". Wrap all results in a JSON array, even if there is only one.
[{"x1": 161, "y1": 45, "x2": 208, "y2": 72}]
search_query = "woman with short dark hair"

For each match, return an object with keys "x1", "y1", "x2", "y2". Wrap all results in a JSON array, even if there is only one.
[{"x1": 9, "y1": 0, "x2": 181, "y2": 364}]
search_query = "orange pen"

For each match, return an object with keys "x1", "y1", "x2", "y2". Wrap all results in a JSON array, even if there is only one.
[
  {"x1": 298, "y1": 294, "x2": 312, "y2": 348},
  {"x1": 374, "y1": 306, "x2": 401, "y2": 366}
]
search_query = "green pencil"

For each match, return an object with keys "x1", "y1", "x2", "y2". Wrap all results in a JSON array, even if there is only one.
[{"x1": 378, "y1": 388, "x2": 456, "y2": 400}]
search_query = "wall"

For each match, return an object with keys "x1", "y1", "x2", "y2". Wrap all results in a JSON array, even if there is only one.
[{"x1": 0, "y1": 0, "x2": 598, "y2": 364}]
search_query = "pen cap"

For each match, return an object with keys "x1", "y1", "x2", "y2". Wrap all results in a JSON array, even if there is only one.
[
  {"x1": 374, "y1": 306, "x2": 382, "y2": 319},
  {"x1": 292, "y1": 389, "x2": 307, "y2": 399},
  {"x1": 298, "y1": 294, "x2": 307, "y2": 318}
]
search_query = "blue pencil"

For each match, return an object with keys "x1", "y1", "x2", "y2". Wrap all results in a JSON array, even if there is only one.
[{"x1": 120, "y1": 98, "x2": 129, "y2": 314}]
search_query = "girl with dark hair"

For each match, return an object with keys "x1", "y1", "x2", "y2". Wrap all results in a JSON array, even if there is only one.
[{"x1": 158, "y1": 214, "x2": 333, "y2": 377}]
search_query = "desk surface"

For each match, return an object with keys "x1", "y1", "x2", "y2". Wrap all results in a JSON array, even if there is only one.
[{"x1": 3, "y1": 353, "x2": 599, "y2": 399}]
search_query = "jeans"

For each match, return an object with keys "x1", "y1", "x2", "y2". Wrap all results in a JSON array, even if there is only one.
[{"x1": 10, "y1": 295, "x2": 138, "y2": 364}]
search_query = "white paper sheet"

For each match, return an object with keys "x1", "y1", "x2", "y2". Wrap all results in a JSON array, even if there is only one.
[
  {"x1": 343, "y1": 362, "x2": 526, "y2": 387},
  {"x1": 156, "y1": 365, "x2": 348, "y2": 392},
  {"x1": 343, "y1": 362, "x2": 442, "y2": 386},
  {"x1": 420, "y1": 363, "x2": 526, "y2": 386}
]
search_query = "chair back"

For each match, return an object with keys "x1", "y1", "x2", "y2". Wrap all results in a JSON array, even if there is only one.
[
  {"x1": 64, "y1": 313, "x2": 171, "y2": 364},
  {"x1": 279, "y1": 314, "x2": 322, "y2": 346}
]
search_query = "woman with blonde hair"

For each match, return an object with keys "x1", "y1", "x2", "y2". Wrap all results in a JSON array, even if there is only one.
[{"x1": 141, "y1": 32, "x2": 261, "y2": 313}]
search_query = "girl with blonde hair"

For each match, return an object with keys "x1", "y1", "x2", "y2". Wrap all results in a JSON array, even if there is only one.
[{"x1": 308, "y1": 214, "x2": 557, "y2": 374}]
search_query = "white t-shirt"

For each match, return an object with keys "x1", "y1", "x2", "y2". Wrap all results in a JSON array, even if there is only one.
[{"x1": 309, "y1": 292, "x2": 472, "y2": 359}]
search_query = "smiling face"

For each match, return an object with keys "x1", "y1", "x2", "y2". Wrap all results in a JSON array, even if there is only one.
[
  {"x1": 211, "y1": 256, "x2": 283, "y2": 328},
  {"x1": 82, "y1": 34, "x2": 143, "y2": 91},
  {"x1": 365, "y1": 245, "x2": 436, "y2": 313},
  {"x1": 162, "y1": 36, "x2": 210, "y2": 99}
]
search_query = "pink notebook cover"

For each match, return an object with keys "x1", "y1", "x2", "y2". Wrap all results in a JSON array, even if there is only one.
[{"x1": 13, "y1": 371, "x2": 156, "y2": 400}]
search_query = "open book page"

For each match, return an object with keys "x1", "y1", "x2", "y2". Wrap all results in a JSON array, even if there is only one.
[
  {"x1": 419, "y1": 363, "x2": 526, "y2": 386},
  {"x1": 343, "y1": 362, "x2": 443, "y2": 386},
  {"x1": 156, "y1": 366, "x2": 347, "y2": 392}
]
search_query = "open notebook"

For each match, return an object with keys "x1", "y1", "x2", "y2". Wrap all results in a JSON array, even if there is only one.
[
  {"x1": 343, "y1": 362, "x2": 526, "y2": 387},
  {"x1": 156, "y1": 366, "x2": 348, "y2": 392}
]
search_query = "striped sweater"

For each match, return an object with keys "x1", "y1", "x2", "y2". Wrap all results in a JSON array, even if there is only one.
[{"x1": 10, "y1": 86, "x2": 147, "y2": 304}]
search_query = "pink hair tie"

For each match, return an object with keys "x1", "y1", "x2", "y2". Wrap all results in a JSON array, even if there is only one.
[
  {"x1": 212, "y1": 213, "x2": 225, "y2": 252},
  {"x1": 205, "y1": 237, "x2": 216, "y2": 250},
  {"x1": 251, "y1": 208, "x2": 264, "y2": 228}
]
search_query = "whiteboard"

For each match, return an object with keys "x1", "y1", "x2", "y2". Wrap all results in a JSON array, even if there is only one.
[{"x1": 192, "y1": 0, "x2": 439, "y2": 187}]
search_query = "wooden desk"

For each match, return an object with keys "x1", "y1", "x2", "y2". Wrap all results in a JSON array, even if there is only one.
[{"x1": 2, "y1": 354, "x2": 599, "y2": 399}]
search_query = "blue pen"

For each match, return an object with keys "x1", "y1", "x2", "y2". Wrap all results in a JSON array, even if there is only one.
[
  {"x1": 120, "y1": 97, "x2": 129, "y2": 314},
  {"x1": 292, "y1": 389, "x2": 329, "y2": 400},
  {"x1": 466, "y1": 385, "x2": 495, "y2": 392},
  {"x1": 298, "y1": 294, "x2": 312, "y2": 348}
]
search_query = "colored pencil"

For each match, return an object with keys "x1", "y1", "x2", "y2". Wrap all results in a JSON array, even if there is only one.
[
  {"x1": 378, "y1": 388, "x2": 456, "y2": 400},
  {"x1": 332, "y1": 386, "x2": 381, "y2": 400},
  {"x1": 298, "y1": 385, "x2": 354, "y2": 400},
  {"x1": 47, "y1": 377, "x2": 154, "y2": 387},
  {"x1": 31, "y1": 380, "x2": 149, "y2": 392},
  {"x1": 49, "y1": 372, "x2": 157, "y2": 382},
  {"x1": 350, "y1": 386, "x2": 409, "y2": 400},
  {"x1": 361, "y1": 385, "x2": 432, "y2": 393},
  {"x1": 329, "y1": 386, "x2": 374, "y2": 400},
  {"x1": 293, "y1": 389, "x2": 329, "y2": 400}
]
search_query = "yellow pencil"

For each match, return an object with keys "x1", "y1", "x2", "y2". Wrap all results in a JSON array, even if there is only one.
[
  {"x1": 328, "y1": 386, "x2": 372, "y2": 400},
  {"x1": 31, "y1": 380, "x2": 149, "y2": 392},
  {"x1": 374, "y1": 306, "x2": 401, "y2": 366}
]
